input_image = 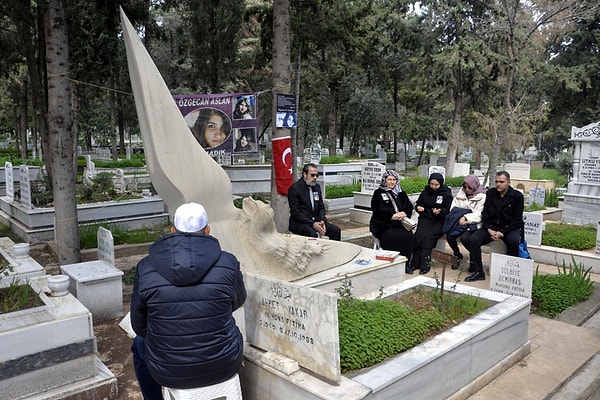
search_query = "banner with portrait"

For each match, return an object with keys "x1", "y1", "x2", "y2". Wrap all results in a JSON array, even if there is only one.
[{"x1": 173, "y1": 93, "x2": 259, "y2": 158}]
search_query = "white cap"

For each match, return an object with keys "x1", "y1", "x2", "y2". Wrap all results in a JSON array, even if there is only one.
[{"x1": 173, "y1": 202, "x2": 208, "y2": 233}]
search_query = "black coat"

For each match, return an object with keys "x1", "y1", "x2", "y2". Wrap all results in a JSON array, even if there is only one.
[
  {"x1": 130, "y1": 232, "x2": 246, "y2": 389},
  {"x1": 414, "y1": 184, "x2": 453, "y2": 248},
  {"x1": 369, "y1": 187, "x2": 413, "y2": 238},
  {"x1": 288, "y1": 178, "x2": 327, "y2": 231},
  {"x1": 481, "y1": 186, "x2": 524, "y2": 236}
]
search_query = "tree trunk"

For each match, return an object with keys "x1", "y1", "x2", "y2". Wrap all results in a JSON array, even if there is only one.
[
  {"x1": 44, "y1": 0, "x2": 80, "y2": 264},
  {"x1": 271, "y1": 0, "x2": 292, "y2": 233},
  {"x1": 445, "y1": 91, "x2": 462, "y2": 177}
]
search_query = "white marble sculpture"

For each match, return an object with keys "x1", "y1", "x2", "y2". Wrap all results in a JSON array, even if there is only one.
[{"x1": 120, "y1": 9, "x2": 361, "y2": 281}]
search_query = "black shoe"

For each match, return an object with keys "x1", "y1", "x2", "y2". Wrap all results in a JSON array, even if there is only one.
[
  {"x1": 451, "y1": 253, "x2": 462, "y2": 270},
  {"x1": 465, "y1": 271, "x2": 485, "y2": 282},
  {"x1": 405, "y1": 267, "x2": 414, "y2": 274},
  {"x1": 419, "y1": 267, "x2": 430, "y2": 275}
]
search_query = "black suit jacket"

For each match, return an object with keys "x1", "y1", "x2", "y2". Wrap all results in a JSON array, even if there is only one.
[{"x1": 288, "y1": 178, "x2": 326, "y2": 231}]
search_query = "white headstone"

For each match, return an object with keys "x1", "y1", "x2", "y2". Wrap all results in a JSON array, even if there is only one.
[
  {"x1": 19, "y1": 165, "x2": 32, "y2": 209},
  {"x1": 523, "y1": 212, "x2": 544, "y2": 246},
  {"x1": 97, "y1": 227, "x2": 115, "y2": 267},
  {"x1": 489, "y1": 253, "x2": 534, "y2": 299},
  {"x1": 504, "y1": 163, "x2": 530, "y2": 180},
  {"x1": 528, "y1": 186, "x2": 545, "y2": 207},
  {"x1": 578, "y1": 142, "x2": 600, "y2": 184},
  {"x1": 452, "y1": 162, "x2": 470, "y2": 177},
  {"x1": 243, "y1": 272, "x2": 340, "y2": 382},
  {"x1": 114, "y1": 169, "x2": 125, "y2": 192},
  {"x1": 361, "y1": 161, "x2": 386, "y2": 193},
  {"x1": 5, "y1": 162, "x2": 14, "y2": 201},
  {"x1": 428, "y1": 165, "x2": 446, "y2": 178}
]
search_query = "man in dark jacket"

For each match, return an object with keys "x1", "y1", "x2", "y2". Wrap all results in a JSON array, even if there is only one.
[
  {"x1": 287, "y1": 163, "x2": 341, "y2": 241},
  {"x1": 466, "y1": 171, "x2": 524, "y2": 282},
  {"x1": 130, "y1": 202, "x2": 246, "y2": 399}
]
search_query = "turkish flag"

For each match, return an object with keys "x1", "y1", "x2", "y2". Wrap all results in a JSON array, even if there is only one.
[{"x1": 272, "y1": 136, "x2": 293, "y2": 195}]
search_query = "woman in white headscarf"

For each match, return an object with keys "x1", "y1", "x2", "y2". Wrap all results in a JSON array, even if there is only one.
[{"x1": 369, "y1": 170, "x2": 414, "y2": 261}]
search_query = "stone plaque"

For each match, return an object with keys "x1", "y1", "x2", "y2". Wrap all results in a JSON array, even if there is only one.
[
  {"x1": 578, "y1": 142, "x2": 600, "y2": 184},
  {"x1": 114, "y1": 169, "x2": 125, "y2": 192},
  {"x1": 489, "y1": 253, "x2": 534, "y2": 299},
  {"x1": 19, "y1": 165, "x2": 32, "y2": 209},
  {"x1": 523, "y1": 212, "x2": 543, "y2": 246},
  {"x1": 428, "y1": 165, "x2": 446, "y2": 178},
  {"x1": 504, "y1": 163, "x2": 530, "y2": 180},
  {"x1": 97, "y1": 227, "x2": 115, "y2": 267},
  {"x1": 361, "y1": 161, "x2": 386, "y2": 193},
  {"x1": 452, "y1": 162, "x2": 470, "y2": 177},
  {"x1": 243, "y1": 272, "x2": 340, "y2": 382},
  {"x1": 528, "y1": 186, "x2": 545, "y2": 207},
  {"x1": 5, "y1": 162, "x2": 13, "y2": 201}
]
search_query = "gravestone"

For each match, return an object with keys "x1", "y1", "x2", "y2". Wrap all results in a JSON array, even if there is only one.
[
  {"x1": 19, "y1": 165, "x2": 32, "y2": 209},
  {"x1": 563, "y1": 121, "x2": 600, "y2": 225},
  {"x1": 452, "y1": 162, "x2": 470, "y2": 178},
  {"x1": 243, "y1": 272, "x2": 340, "y2": 382},
  {"x1": 97, "y1": 226, "x2": 115, "y2": 267},
  {"x1": 428, "y1": 165, "x2": 446, "y2": 178},
  {"x1": 5, "y1": 161, "x2": 13, "y2": 201},
  {"x1": 504, "y1": 163, "x2": 530, "y2": 180},
  {"x1": 360, "y1": 161, "x2": 386, "y2": 193},
  {"x1": 523, "y1": 212, "x2": 544, "y2": 246},
  {"x1": 528, "y1": 186, "x2": 545, "y2": 207},
  {"x1": 114, "y1": 169, "x2": 125, "y2": 192},
  {"x1": 489, "y1": 253, "x2": 534, "y2": 299}
]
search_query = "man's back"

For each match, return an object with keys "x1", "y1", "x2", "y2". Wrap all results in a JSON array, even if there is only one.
[{"x1": 131, "y1": 231, "x2": 246, "y2": 389}]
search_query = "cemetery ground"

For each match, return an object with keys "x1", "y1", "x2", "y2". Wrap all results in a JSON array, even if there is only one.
[{"x1": 26, "y1": 216, "x2": 600, "y2": 400}]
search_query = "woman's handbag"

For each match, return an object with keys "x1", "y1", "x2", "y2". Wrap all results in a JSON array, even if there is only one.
[{"x1": 401, "y1": 217, "x2": 417, "y2": 231}]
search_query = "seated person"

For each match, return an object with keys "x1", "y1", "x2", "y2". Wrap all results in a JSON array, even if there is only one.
[
  {"x1": 466, "y1": 171, "x2": 524, "y2": 282},
  {"x1": 288, "y1": 163, "x2": 341, "y2": 241},
  {"x1": 369, "y1": 170, "x2": 414, "y2": 260}
]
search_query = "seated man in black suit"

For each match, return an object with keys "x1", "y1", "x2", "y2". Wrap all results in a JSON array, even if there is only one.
[{"x1": 287, "y1": 163, "x2": 341, "y2": 241}]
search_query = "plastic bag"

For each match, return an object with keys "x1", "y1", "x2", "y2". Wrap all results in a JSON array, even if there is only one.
[{"x1": 519, "y1": 239, "x2": 531, "y2": 259}]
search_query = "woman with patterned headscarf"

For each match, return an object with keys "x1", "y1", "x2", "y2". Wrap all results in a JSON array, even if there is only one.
[
  {"x1": 369, "y1": 170, "x2": 414, "y2": 260},
  {"x1": 408, "y1": 172, "x2": 453, "y2": 275}
]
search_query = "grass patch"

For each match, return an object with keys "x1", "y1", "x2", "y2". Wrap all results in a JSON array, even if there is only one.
[
  {"x1": 79, "y1": 223, "x2": 171, "y2": 249},
  {"x1": 541, "y1": 223, "x2": 596, "y2": 250},
  {"x1": 0, "y1": 279, "x2": 43, "y2": 314},
  {"x1": 532, "y1": 257, "x2": 595, "y2": 318},
  {"x1": 337, "y1": 283, "x2": 489, "y2": 372}
]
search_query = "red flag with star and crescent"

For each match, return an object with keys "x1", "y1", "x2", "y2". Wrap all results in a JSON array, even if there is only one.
[{"x1": 272, "y1": 136, "x2": 293, "y2": 195}]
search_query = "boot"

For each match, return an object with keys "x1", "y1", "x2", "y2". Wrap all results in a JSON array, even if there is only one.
[
  {"x1": 452, "y1": 253, "x2": 463, "y2": 270},
  {"x1": 419, "y1": 256, "x2": 431, "y2": 275}
]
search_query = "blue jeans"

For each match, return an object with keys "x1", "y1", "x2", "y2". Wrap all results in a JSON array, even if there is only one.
[{"x1": 131, "y1": 336, "x2": 163, "y2": 400}]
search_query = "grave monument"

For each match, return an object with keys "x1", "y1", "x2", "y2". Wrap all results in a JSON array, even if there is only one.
[
  {"x1": 563, "y1": 120, "x2": 600, "y2": 225},
  {"x1": 120, "y1": 8, "x2": 530, "y2": 399}
]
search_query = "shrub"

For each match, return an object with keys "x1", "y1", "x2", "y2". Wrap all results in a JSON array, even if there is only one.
[
  {"x1": 325, "y1": 183, "x2": 360, "y2": 199},
  {"x1": 320, "y1": 156, "x2": 348, "y2": 164},
  {"x1": 541, "y1": 223, "x2": 596, "y2": 250},
  {"x1": 532, "y1": 257, "x2": 595, "y2": 318}
]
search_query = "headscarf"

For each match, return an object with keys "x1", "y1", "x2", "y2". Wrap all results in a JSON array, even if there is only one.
[
  {"x1": 379, "y1": 170, "x2": 402, "y2": 196},
  {"x1": 463, "y1": 174, "x2": 485, "y2": 198},
  {"x1": 425, "y1": 172, "x2": 445, "y2": 194}
]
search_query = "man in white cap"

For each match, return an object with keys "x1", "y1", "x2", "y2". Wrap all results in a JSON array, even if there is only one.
[{"x1": 130, "y1": 202, "x2": 246, "y2": 399}]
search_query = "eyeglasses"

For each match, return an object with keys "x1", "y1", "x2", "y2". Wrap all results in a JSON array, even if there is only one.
[{"x1": 309, "y1": 173, "x2": 318, "y2": 177}]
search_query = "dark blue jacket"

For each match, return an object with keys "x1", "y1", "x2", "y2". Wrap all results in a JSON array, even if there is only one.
[{"x1": 130, "y1": 232, "x2": 246, "y2": 389}]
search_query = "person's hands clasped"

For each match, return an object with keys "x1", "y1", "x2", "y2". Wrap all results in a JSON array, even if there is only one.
[
  {"x1": 391, "y1": 211, "x2": 406, "y2": 221},
  {"x1": 313, "y1": 221, "x2": 326, "y2": 235},
  {"x1": 487, "y1": 228, "x2": 503, "y2": 241}
]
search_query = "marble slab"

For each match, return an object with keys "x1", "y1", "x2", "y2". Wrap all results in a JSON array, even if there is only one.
[
  {"x1": 489, "y1": 253, "x2": 534, "y2": 299},
  {"x1": 244, "y1": 272, "x2": 341, "y2": 382},
  {"x1": 523, "y1": 211, "x2": 544, "y2": 246},
  {"x1": 361, "y1": 162, "x2": 386, "y2": 193},
  {"x1": 504, "y1": 163, "x2": 530, "y2": 180}
]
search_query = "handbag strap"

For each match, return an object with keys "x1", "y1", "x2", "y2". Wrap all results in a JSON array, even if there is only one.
[{"x1": 388, "y1": 191, "x2": 400, "y2": 214}]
